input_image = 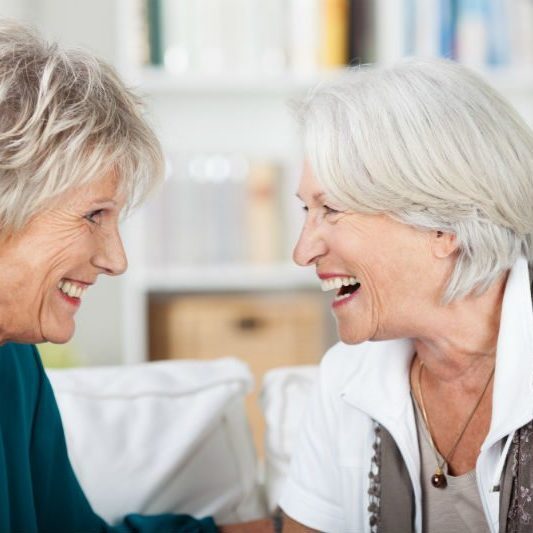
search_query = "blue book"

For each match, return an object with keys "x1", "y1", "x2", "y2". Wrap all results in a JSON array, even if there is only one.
[
  {"x1": 439, "y1": 0, "x2": 458, "y2": 58},
  {"x1": 486, "y1": 0, "x2": 509, "y2": 66}
]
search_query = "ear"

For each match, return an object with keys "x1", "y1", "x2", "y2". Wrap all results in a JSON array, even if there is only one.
[{"x1": 430, "y1": 230, "x2": 458, "y2": 259}]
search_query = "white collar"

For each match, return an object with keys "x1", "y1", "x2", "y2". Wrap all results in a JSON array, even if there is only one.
[{"x1": 485, "y1": 256, "x2": 533, "y2": 449}]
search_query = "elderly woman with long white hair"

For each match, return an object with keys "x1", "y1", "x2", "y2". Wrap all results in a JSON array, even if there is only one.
[
  {"x1": 279, "y1": 59, "x2": 533, "y2": 533},
  {"x1": 0, "y1": 19, "x2": 278, "y2": 533}
]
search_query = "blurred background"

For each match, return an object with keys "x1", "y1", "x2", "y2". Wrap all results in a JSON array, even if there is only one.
[{"x1": 1, "y1": 1, "x2": 532, "y2": 442}]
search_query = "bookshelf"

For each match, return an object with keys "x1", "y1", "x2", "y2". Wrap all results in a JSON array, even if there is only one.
[
  {"x1": 50, "y1": 0, "x2": 533, "y2": 367},
  {"x1": 118, "y1": 76, "x2": 324, "y2": 364}
]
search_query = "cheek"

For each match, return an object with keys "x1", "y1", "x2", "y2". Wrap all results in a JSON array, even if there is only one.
[
  {"x1": 35, "y1": 240, "x2": 89, "y2": 314},
  {"x1": 37, "y1": 278, "x2": 77, "y2": 344},
  {"x1": 42, "y1": 230, "x2": 92, "y2": 271}
]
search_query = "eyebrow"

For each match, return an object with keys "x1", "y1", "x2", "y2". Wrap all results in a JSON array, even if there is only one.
[
  {"x1": 295, "y1": 191, "x2": 326, "y2": 202},
  {"x1": 91, "y1": 198, "x2": 117, "y2": 206}
]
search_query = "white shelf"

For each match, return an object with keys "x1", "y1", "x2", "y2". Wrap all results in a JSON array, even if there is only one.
[
  {"x1": 131, "y1": 263, "x2": 319, "y2": 292},
  {"x1": 123, "y1": 65, "x2": 533, "y2": 102},
  {"x1": 130, "y1": 67, "x2": 347, "y2": 95}
]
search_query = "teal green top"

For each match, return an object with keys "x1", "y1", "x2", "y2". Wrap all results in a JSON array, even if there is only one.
[{"x1": 0, "y1": 342, "x2": 217, "y2": 533}]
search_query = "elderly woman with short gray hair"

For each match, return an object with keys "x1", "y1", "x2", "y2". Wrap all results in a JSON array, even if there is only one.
[
  {"x1": 279, "y1": 59, "x2": 533, "y2": 533},
  {"x1": 0, "y1": 19, "x2": 274, "y2": 533}
]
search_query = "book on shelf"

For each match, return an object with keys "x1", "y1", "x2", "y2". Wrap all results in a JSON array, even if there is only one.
[
  {"x1": 145, "y1": 153, "x2": 283, "y2": 267},
  {"x1": 125, "y1": 0, "x2": 151, "y2": 69},
  {"x1": 145, "y1": 0, "x2": 286, "y2": 75},
  {"x1": 414, "y1": 0, "x2": 441, "y2": 58},
  {"x1": 455, "y1": 0, "x2": 490, "y2": 66},
  {"x1": 508, "y1": 0, "x2": 533, "y2": 67},
  {"x1": 375, "y1": 0, "x2": 531, "y2": 67},
  {"x1": 438, "y1": 0, "x2": 458, "y2": 58},
  {"x1": 139, "y1": 1, "x2": 533, "y2": 76},
  {"x1": 485, "y1": 0, "x2": 507, "y2": 65},
  {"x1": 257, "y1": 0, "x2": 287, "y2": 74},
  {"x1": 288, "y1": 0, "x2": 320, "y2": 74},
  {"x1": 375, "y1": 0, "x2": 407, "y2": 64},
  {"x1": 159, "y1": 0, "x2": 194, "y2": 75},
  {"x1": 146, "y1": 0, "x2": 163, "y2": 66},
  {"x1": 320, "y1": 0, "x2": 350, "y2": 68},
  {"x1": 348, "y1": 0, "x2": 375, "y2": 65},
  {"x1": 246, "y1": 162, "x2": 282, "y2": 264},
  {"x1": 142, "y1": 0, "x2": 354, "y2": 74}
]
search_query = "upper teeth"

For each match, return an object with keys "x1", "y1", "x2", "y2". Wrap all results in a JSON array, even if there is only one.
[
  {"x1": 320, "y1": 276, "x2": 359, "y2": 292},
  {"x1": 57, "y1": 280, "x2": 87, "y2": 299}
]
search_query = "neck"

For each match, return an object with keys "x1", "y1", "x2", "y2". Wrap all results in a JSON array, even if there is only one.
[{"x1": 412, "y1": 273, "x2": 507, "y2": 389}]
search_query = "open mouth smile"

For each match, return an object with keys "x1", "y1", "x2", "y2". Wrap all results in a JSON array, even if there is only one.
[
  {"x1": 57, "y1": 279, "x2": 89, "y2": 307},
  {"x1": 320, "y1": 275, "x2": 361, "y2": 307}
]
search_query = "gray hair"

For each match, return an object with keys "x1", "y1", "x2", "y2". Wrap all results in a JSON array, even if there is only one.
[
  {"x1": 0, "y1": 19, "x2": 164, "y2": 231},
  {"x1": 295, "y1": 58, "x2": 533, "y2": 302}
]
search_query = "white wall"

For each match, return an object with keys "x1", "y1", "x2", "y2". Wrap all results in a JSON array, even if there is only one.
[
  {"x1": 0, "y1": 0, "x2": 31, "y2": 20},
  {"x1": 30, "y1": 0, "x2": 116, "y2": 64},
  {"x1": 72, "y1": 276, "x2": 124, "y2": 366},
  {"x1": 0, "y1": 0, "x2": 116, "y2": 65}
]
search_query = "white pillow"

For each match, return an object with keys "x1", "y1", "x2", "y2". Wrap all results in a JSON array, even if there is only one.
[
  {"x1": 260, "y1": 365, "x2": 318, "y2": 512},
  {"x1": 47, "y1": 357, "x2": 267, "y2": 525}
]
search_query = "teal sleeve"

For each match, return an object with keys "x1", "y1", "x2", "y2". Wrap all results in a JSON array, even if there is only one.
[{"x1": 0, "y1": 342, "x2": 217, "y2": 533}]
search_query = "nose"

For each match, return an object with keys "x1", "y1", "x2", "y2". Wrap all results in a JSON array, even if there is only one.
[
  {"x1": 92, "y1": 225, "x2": 128, "y2": 276},
  {"x1": 292, "y1": 218, "x2": 327, "y2": 267}
]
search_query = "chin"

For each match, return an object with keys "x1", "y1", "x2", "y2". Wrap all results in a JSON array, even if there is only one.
[
  {"x1": 42, "y1": 325, "x2": 75, "y2": 344},
  {"x1": 336, "y1": 316, "x2": 388, "y2": 344},
  {"x1": 46, "y1": 333, "x2": 74, "y2": 344},
  {"x1": 336, "y1": 326, "x2": 370, "y2": 345}
]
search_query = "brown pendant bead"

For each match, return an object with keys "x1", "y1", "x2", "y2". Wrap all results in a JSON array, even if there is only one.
[{"x1": 431, "y1": 472, "x2": 447, "y2": 488}]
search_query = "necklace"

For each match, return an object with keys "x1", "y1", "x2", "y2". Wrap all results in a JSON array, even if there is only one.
[{"x1": 416, "y1": 360, "x2": 495, "y2": 489}]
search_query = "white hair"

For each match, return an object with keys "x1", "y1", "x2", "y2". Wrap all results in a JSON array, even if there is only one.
[
  {"x1": 0, "y1": 19, "x2": 164, "y2": 232},
  {"x1": 295, "y1": 58, "x2": 533, "y2": 302}
]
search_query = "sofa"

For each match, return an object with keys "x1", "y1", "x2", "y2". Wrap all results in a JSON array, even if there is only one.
[{"x1": 46, "y1": 358, "x2": 318, "y2": 526}]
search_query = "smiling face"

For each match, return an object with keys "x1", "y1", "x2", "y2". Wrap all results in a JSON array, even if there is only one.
[
  {"x1": 293, "y1": 163, "x2": 450, "y2": 344},
  {"x1": 0, "y1": 170, "x2": 128, "y2": 345}
]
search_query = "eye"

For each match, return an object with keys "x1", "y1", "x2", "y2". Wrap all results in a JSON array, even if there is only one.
[
  {"x1": 84, "y1": 209, "x2": 104, "y2": 225},
  {"x1": 301, "y1": 205, "x2": 309, "y2": 213},
  {"x1": 324, "y1": 205, "x2": 340, "y2": 215}
]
